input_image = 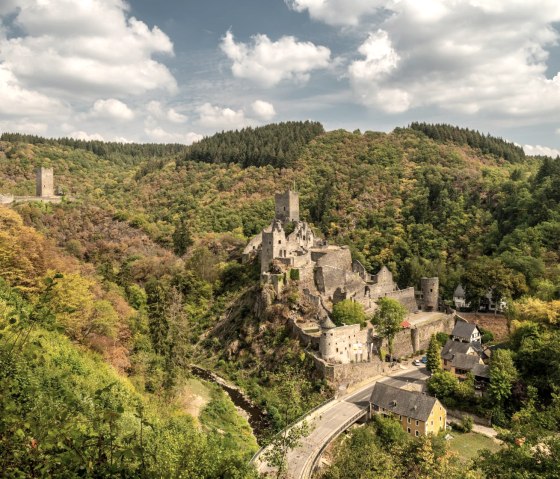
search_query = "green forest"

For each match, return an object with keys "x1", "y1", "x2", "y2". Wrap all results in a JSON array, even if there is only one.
[{"x1": 1, "y1": 121, "x2": 560, "y2": 478}]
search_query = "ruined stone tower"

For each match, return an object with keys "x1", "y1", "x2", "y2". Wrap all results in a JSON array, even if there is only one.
[
  {"x1": 421, "y1": 277, "x2": 439, "y2": 311},
  {"x1": 260, "y1": 220, "x2": 287, "y2": 273},
  {"x1": 319, "y1": 316, "x2": 337, "y2": 362},
  {"x1": 274, "y1": 190, "x2": 299, "y2": 223},
  {"x1": 36, "y1": 167, "x2": 54, "y2": 197}
]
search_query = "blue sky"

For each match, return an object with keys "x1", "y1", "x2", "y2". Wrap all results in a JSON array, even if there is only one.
[{"x1": 0, "y1": 0, "x2": 559, "y2": 156}]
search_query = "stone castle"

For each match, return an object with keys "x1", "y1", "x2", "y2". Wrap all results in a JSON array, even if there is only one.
[
  {"x1": 0, "y1": 167, "x2": 62, "y2": 205},
  {"x1": 245, "y1": 190, "x2": 456, "y2": 384}
]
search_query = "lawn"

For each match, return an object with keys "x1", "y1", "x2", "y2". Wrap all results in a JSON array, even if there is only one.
[{"x1": 447, "y1": 431, "x2": 502, "y2": 462}]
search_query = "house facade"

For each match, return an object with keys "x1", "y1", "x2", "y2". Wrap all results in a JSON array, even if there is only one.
[
  {"x1": 453, "y1": 284, "x2": 506, "y2": 313},
  {"x1": 370, "y1": 383, "x2": 447, "y2": 436},
  {"x1": 441, "y1": 321, "x2": 491, "y2": 392}
]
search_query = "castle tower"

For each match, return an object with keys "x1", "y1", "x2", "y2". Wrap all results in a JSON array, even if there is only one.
[
  {"x1": 36, "y1": 167, "x2": 54, "y2": 197},
  {"x1": 274, "y1": 190, "x2": 299, "y2": 223},
  {"x1": 319, "y1": 317, "x2": 337, "y2": 362},
  {"x1": 260, "y1": 220, "x2": 287, "y2": 273},
  {"x1": 421, "y1": 277, "x2": 439, "y2": 311}
]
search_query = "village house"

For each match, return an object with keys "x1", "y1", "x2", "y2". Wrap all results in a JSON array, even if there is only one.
[
  {"x1": 453, "y1": 284, "x2": 506, "y2": 313},
  {"x1": 451, "y1": 321, "x2": 482, "y2": 345},
  {"x1": 369, "y1": 383, "x2": 447, "y2": 436},
  {"x1": 441, "y1": 321, "x2": 490, "y2": 390}
]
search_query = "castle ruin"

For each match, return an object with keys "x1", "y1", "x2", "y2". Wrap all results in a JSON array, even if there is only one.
[
  {"x1": 245, "y1": 190, "x2": 456, "y2": 385},
  {"x1": 0, "y1": 167, "x2": 62, "y2": 205}
]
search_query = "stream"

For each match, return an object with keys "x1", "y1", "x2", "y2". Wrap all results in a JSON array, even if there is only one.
[{"x1": 190, "y1": 365, "x2": 271, "y2": 441}]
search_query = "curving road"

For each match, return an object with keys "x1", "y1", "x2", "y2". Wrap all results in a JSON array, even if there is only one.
[{"x1": 254, "y1": 363, "x2": 430, "y2": 478}]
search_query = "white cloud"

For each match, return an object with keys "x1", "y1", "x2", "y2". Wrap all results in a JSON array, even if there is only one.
[
  {"x1": 0, "y1": 0, "x2": 176, "y2": 98},
  {"x1": 144, "y1": 127, "x2": 203, "y2": 145},
  {"x1": 285, "y1": 0, "x2": 386, "y2": 26},
  {"x1": 147, "y1": 101, "x2": 187, "y2": 123},
  {"x1": 167, "y1": 108, "x2": 187, "y2": 123},
  {"x1": 0, "y1": 119, "x2": 48, "y2": 134},
  {"x1": 343, "y1": 0, "x2": 560, "y2": 120},
  {"x1": 89, "y1": 98, "x2": 134, "y2": 121},
  {"x1": 69, "y1": 130, "x2": 105, "y2": 141},
  {"x1": 348, "y1": 30, "x2": 409, "y2": 112},
  {"x1": 220, "y1": 30, "x2": 331, "y2": 87},
  {"x1": 523, "y1": 144, "x2": 560, "y2": 157},
  {"x1": 196, "y1": 102, "x2": 251, "y2": 129},
  {"x1": 0, "y1": 64, "x2": 67, "y2": 117},
  {"x1": 251, "y1": 100, "x2": 276, "y2": 121}
]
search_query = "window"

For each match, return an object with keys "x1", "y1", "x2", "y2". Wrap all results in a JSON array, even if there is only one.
[
  {"x1": 336, "y1": 348, "x2": 338, "y2": 352},
  {"x1": 415, "y1": 431, "x2": 419, "y2": 437},
  {"x1": 407, "y1": 418, "x2": 411, "y2": 424},
  {"x1": 407, "y1": 427, "x2": 411, "y2": 434},
  {"x1": 416, "y1": 420, "x2": 419, "y2": 426}
]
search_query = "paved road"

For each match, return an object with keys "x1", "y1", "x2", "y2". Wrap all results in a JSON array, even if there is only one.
[{"x1": 255, "y1": 364, "x2": 430, "y2": 478}]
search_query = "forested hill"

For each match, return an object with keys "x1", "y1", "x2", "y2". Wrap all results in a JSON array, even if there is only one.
[
  {"x1": 0, "y1": 132, "x2": 187, "y2": 163},
  {"x1": 181, "y1": 120, "x2": 325, "y2": 168},
  {"x1": 409, "y1": 122, "x2": 526, "y2": 163},
  {"x1": 2, "y1": 123, "x2": 560, "y2": 477}
]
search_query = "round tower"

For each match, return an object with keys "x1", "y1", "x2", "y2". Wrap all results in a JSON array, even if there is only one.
[
  {"x1": 319, "y1": 317, "x2": 337, "y2": 362},
  {"x1": 421, "y1": 277, "x2": 439, "y2": 311}
]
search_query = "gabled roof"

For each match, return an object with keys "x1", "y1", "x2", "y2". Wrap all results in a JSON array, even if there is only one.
[
  {"x1": 370, "y1": 383, "x2": 440, "y2": 422},
  {"x1": 451, "y1": 353, "x2": 483, "y2": 371},
  {"x1": 441, "y1": 339, "x2": 475, "y2": 360},
  {"x1": 454, "y1": 284, "x2": 466, "y2": 298},
  {"x1": 452, "y1": 321, "x2": 480, "y2": 340},
  {"x1": 472, "y1": 363, "x2": 490, "y2": 379}
]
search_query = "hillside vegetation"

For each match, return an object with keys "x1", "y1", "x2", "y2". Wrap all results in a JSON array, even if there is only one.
[{"x1": 1, "y1": 122, "x2": 560, "y2": 477}]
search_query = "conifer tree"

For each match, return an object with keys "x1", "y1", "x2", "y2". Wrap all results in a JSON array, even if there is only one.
[{"x1": 426, "y1": 334, "x2": 442, "y2": 372}]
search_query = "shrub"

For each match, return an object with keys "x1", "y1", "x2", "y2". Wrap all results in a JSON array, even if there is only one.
[
  {"x1": 436, "y1": 332, "x2": 449, "y2": 346},
  {"x1": 290, "y1": 269, "x2": 300, "y2": 281},
  {"x1": 462, "y1": 415, "x2": 474, "y2": 432},
  {"x1": 332, "y1": 299, "x2": 366, "y2": 327}
]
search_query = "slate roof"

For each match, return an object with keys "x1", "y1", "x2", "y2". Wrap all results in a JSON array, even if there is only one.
[
  {"x1": 472, "y1": 364, "x2": 490, "y2": 379},
  {"x1": 452, "y1": 321, "x2": 479, "y2": 341},
  {"x1": 370, "y1": 383, "x2": 440, "y2": 422},
  {"x1": 454, "y1": 284, "x2": 466, "y2": 298},
  {"x1": 451, "y1": 353, "x2": 483, "y2": 371},
  {"x1": 441, "y1": 339, "x2": 475, "y2": 360}
]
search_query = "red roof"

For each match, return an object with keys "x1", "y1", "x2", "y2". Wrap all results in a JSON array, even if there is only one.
[{"x1": 401, "y1": 320, "x2": 411, "y2": 328}]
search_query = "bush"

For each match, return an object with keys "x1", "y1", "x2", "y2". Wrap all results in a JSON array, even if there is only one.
[
  {"x1": 479, "y1": 327, "x2": 494, "y2": 343},
  {"x1": 461, "y1": 415, "x2": 474, "y2": 432},
  {"x1": 290, "y1": 269, "x2": 300, "y2": 281},
  {"x1": 436, "y1": 332, "x2": 449, "y2": 346},
  {"x1": 332, "y1": 299, "x2": 366, "y2": 327}
]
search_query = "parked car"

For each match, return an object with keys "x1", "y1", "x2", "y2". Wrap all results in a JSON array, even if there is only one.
[
  {"x1": 413, "y1": 359, "x2": 422, "y2": 366},
  {"x1": 421, "y1": 356, "x2": 428, "y2": 364}
]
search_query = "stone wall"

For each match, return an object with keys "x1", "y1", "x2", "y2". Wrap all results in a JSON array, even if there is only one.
[
  {"x1": 288, "y1": 317, "x2": 321, "y2": 350},
  {"x1": 316, "y1": 247, "x2": 352, "y2": 271},
  {"x1": 384, "y1": 287, "x2": 418, "y2": 312},
  {"x1": 310, "y1": 353, "x2": 386, "y2": 389},
  {"x1": 373, "y1": 313, "x2": 456, "y2": 358},
  {"x1": 242, "y1": 233, "x2": 262, "y2": 263}
]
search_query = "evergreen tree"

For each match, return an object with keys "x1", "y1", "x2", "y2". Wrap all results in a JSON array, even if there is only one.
[{"x1": 426, "y1": 334, "x2": 442, "y2": 372}]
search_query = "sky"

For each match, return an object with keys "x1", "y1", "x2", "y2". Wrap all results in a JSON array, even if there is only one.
[{"x1": 0, "y1": 0, "x2": 559, "y2": 156}]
